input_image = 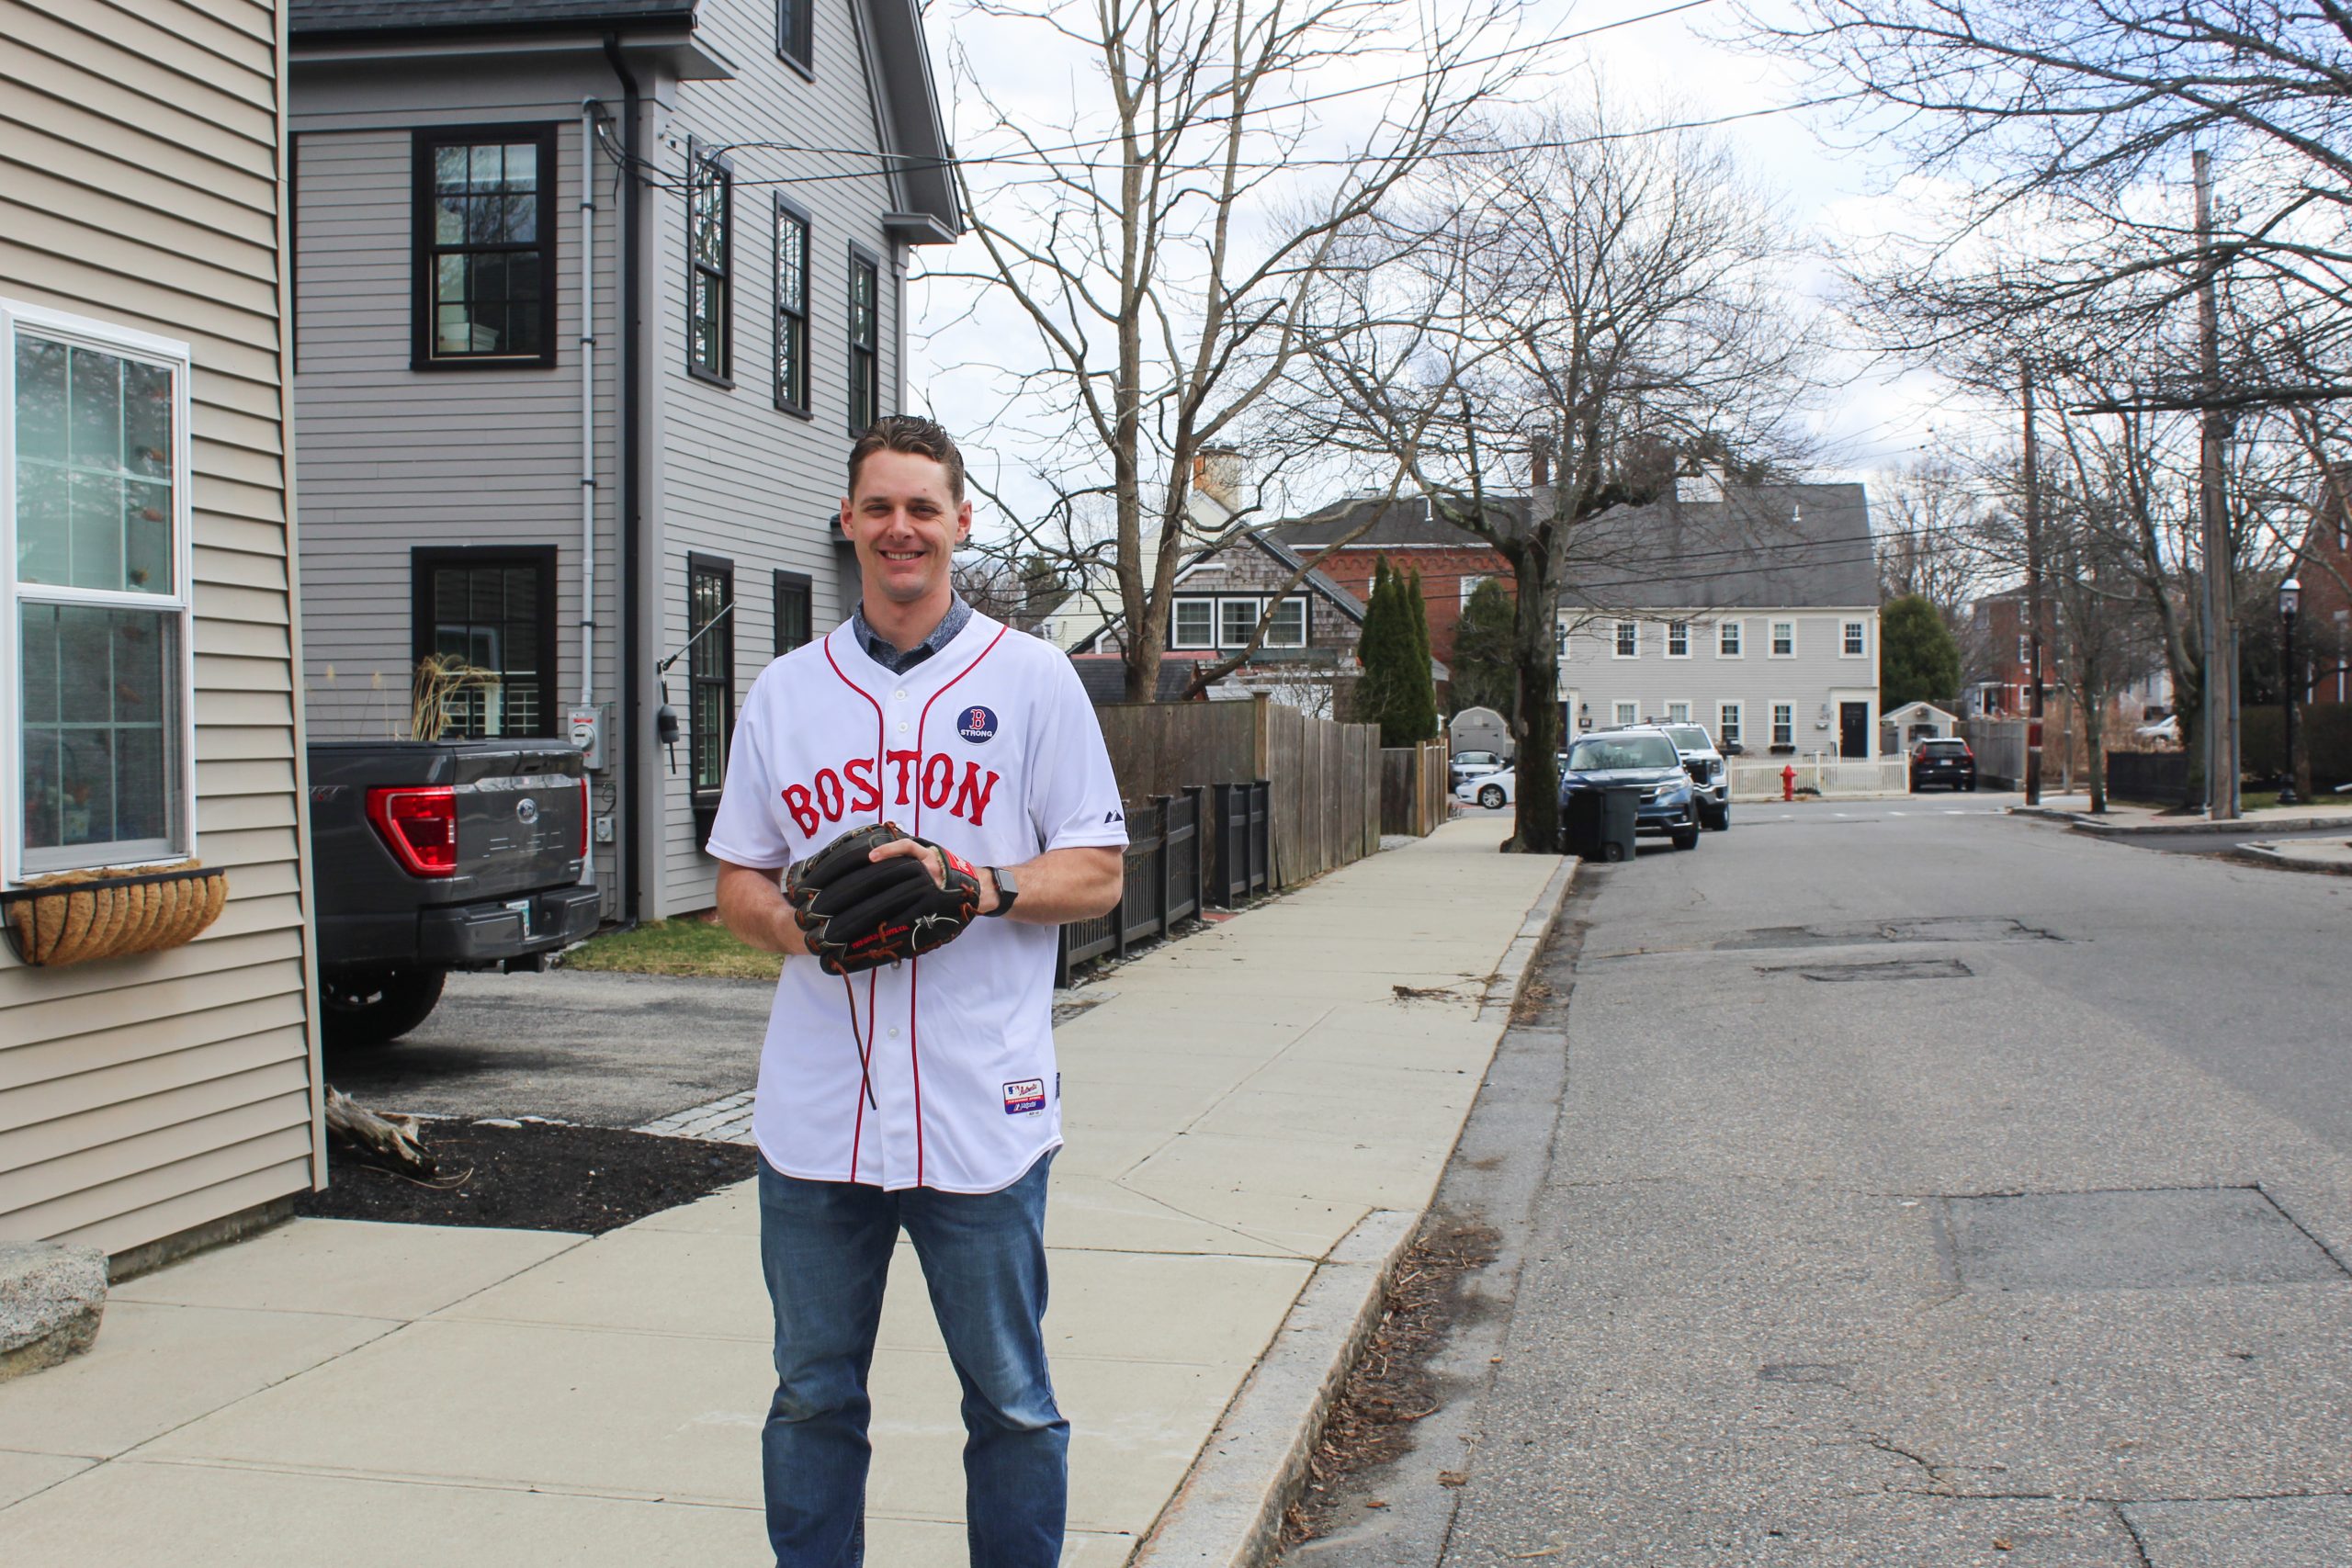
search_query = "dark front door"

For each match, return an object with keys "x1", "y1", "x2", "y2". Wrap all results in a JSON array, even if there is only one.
[{"x1": 1839, "y1": 702, "x2": 1869, "y2": 759}]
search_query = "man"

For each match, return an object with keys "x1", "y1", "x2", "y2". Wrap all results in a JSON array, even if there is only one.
[{"x1": 707, "y1": 415, "x2": 1126, "y2": 1567}]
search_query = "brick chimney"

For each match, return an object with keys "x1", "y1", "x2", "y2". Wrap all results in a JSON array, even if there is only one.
[
  {"x1": 1531, "y1": 437, "x2": 1551, "y2": 491},
  {"x1": 1193, "y1": 446, "x2": 1244, "y2": 511}
]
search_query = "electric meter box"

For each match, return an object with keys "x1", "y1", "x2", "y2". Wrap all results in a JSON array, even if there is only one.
[{"x1": 570, "y1": 705, "x2": 609, "y2": 772}]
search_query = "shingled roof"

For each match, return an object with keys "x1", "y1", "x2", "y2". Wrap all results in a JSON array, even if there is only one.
[
  {"x1": 1264, "y1": 493, "x2": 1509, "y2": 551},
  {"x1": 290, "y1": 0, "x2": 695, "y2": 36},
  {"x1": 1560, "y1": 483, "x2": 1875, "y2": 611}
]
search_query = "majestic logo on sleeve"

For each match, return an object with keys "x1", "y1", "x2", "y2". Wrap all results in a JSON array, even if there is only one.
[
  {"x1": 956, "y1": 705, "x2": 998, "y2": 743},
  {"x1": 780, "y1": 751, "x2": 1001, "y2": 836}
]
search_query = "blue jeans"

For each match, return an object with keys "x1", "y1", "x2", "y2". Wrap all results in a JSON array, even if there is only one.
[{"x1": 757, "y1": 1152, "x2": 1067, "y2": 1568}]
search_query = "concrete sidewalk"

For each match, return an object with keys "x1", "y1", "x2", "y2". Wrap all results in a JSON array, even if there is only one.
[
  {"x1": 2014, "y1": 792, "x2": 2352, "y2": 836},
  {"x1": 0, "y1": 820, "x2": 1565, "y2": 1567}
]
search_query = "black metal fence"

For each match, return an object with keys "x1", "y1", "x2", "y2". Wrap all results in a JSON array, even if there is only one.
[
  {"x1": 2106, "y1": 750, "x2": 2193, "y2": 806},
  {"x1": 1055, "y1": 781, "x2": 1269, "y2": 987}
]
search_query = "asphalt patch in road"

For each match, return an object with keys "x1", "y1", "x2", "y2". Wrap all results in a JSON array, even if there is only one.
[
  {"x1": 1713, "y1": 916, "x2": 2061, "y2": 951},
  {"x1": 1941, "y1": 1186, "x2": 2350, "y2": 1292},
  {"x1": 1758, "y1": 957, "x2": 1976, "y2": 983},
  {"x1": 298, "y1": 1119, "x2": 758, "y2": 1235}
]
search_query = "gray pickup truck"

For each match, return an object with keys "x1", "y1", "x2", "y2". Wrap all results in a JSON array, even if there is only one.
[{"x1": 308, "y1": 739, "x2": 600, "y2": 1045}]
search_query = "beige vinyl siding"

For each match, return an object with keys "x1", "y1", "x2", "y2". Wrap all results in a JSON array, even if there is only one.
[
  {"x1": 0, "y1": 0, "x2": 314, "y2": 1256},
  {"x1": 651, "y1": 0, "x2": 902, "y2": 913},
  {"x1": 291, "y1": 88, "x2": 625, "y2": 902}
]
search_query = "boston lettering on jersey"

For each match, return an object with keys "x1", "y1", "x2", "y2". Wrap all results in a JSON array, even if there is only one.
[{"x1": 780, "y1": 750, "x2": 1002, "y2": 837}]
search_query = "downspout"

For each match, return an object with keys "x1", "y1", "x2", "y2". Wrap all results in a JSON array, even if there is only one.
[
  {"x1": 577, "y1": 96, "x2": 599, "y2": 891},
  {"x1": 603, "y1": 34, "x2": 645, "y2": 927}
]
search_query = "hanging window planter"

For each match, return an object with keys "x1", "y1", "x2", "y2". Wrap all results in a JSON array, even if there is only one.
[{"x1": 2, "y1": 863, "x2": 228, "y2": 968}]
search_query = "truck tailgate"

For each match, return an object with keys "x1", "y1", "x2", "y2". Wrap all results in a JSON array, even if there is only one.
[{"x1": 449, "y1": 745, "x2": 586, "y2": 901}]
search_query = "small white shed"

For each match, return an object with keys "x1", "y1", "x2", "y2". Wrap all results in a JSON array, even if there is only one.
[{"x1": 1881, "y1": 700, "x2": 1962, "y2": 755}]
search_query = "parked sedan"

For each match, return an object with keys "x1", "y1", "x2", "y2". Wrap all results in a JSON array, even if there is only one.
[
  {"x1": 1450, "y1": 750, "x2": 1510, "y2": 789},
  {"x1": 1910, "y1": 737, "x2": 1978, "y2": 792},
  {"x1": 1453, "y1": 770, "x2": 1515, "y2": 810}
]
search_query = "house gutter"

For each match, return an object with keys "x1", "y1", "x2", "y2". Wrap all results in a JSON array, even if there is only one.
[
  {"x1": 603, "y1": 32, "x2": 646, "y2": 927},
  {"x1": 576, "y1": 97, "x2": 599, "y2": 892}
]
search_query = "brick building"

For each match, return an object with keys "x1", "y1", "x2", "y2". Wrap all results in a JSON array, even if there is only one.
[
  {"x1": 2294, "y1": 474, "x2": 2352, "y2": 707},
  {"x1": 1263, "y1": 496, "x2": 1510, "y2": 673}
]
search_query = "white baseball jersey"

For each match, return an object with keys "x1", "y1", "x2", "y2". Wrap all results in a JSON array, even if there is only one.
[{"x1": 705, "y1": 611, "x2": 1127, "y2": 1193}]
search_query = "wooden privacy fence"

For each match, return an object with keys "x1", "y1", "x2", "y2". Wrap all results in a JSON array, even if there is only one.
[
  {"x1": 1380, "y1": 741, "x2": 1452, "y2": 837},
  {"x1": 1054, "y1": 784, "x2": 1271, "y2": 986}
]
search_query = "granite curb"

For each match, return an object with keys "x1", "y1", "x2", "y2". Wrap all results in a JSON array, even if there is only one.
[
  {"x1": 2012, "y1": 805, "x2": 2352, "y2": 837},
  {"x1": 2228, "y1": 840, "x2": 2352, "y2": 876},
  {"x1": 1125, "y1": 854, "x2": 1577, "y2": 1568}
]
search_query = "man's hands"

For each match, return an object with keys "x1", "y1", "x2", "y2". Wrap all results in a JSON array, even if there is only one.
[{"x1": 866, "y1": 833, "x2": 1003, "y2": 914}]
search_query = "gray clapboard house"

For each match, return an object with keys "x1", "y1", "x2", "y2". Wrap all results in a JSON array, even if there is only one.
[
  {"x1": 1556, "y1": 476, "x2": 1883, "y2": 760},
  {"x1": 288, "y1": 0, "x2": 959, "y2": 921}
]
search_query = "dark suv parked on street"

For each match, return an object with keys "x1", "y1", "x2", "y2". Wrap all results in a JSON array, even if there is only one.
[
  {"x1": 1559, "y1": 728, "x2": 1701, "y2": 851},
  {"x1": 1910, "y1": 737, "x2": 1978, "y2": 792}
]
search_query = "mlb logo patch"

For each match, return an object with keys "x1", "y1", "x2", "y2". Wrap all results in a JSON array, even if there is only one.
[
  {"x1": 957, "y1": 705, "x2": 998, "y2": 743},
  {"x1": 1002, "y1": 1078, "x2": 1047, "y2": 1115}
]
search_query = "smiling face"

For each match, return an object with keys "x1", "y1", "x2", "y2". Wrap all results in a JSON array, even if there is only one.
[{"x1": 842, "y1": 448, "x2": 972, "y2": 611}]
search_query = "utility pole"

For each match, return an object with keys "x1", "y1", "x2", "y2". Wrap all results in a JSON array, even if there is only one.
[
  {"x1": 2022, "y1": 361, "x2": 2045, "y2": 806},
  {"x1": 2194, "y1": 148, "x2": 2240, "y2": 819}
]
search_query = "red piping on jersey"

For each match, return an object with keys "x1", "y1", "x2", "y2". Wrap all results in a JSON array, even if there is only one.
[
  {"x1": 905, "y1": 623, "x2": 1009, "y2": 1187},
  {"x1": 821, "y1": 627, "x2": 888, "y2": 1179}
]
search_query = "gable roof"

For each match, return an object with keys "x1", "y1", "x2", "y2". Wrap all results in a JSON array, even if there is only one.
[
  {"x1": 1266, "y1": 493, "x2": 1509, "y2": 551},
  {"x1": 1066, "y1": 525, "x2": 1366, "y2": 656},
  {"x1": 289, "y1": 0, "x2": 961, "y2": 236},
  {"x1": 1559, "y1": 483, "x2": 1875, "y2": 611},
  {"x1": 1069, "y1": 654, "x2": 1206, "y2": 705}
]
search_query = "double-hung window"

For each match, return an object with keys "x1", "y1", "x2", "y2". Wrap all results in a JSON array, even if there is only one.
[
  {"x1": 1667, "y1": 621, "x2": 1690, "y2": 658},
  {"x1": 1263, "y1": 596, "x2": 1307, "y2": 648},
  {"x1": 848, "y1": 246, "x2": 880, "y2": 433},
  {"x1": 1666, "y1": 700, "x2": 1690, "y2": 723},
  {"x1": 773, "y1": 197, "x2": 811, "y2": 414},
  {"x1": 413, "y1": 125, "x2": 557, "y2": 367},
  {"x1": 1718, "y1": 702, "x2": 1742, "y2": 748},
  {"x1": 6, "y1": 303, "x2": 196, "y2": 880},
  {"x1": 687, "y1": 141, "x2": 733, "y2": 383},
  {"x1": 1613, "y1": 621, "x2": 1637, "y2": 658},
  {"x1": 1771, "y1": 703, "x2": 1794, "y2": 747},
  {"x1": 775, "y1": 0, "x2": 812, "y2": 73},
  {"x1": 412, "y1": 547, "x2": 557, "y2": 738},
  {"x1": 687, "y1": 556, "x2": 734, "y2": 848},
  {"x1": 1613, "y1": 700, "x2": 1639, "y2": 728},
  {"x1": 1842, "y1": 620, "x2": 1867, "y2": 657},
  {"x1": 1770, "y1": 620, "x2": 1795, "y2": 657},
  {"x1": 1171, "y1": 598, "x2": 1215, "y2": 649},
  {"x1": 1218, "y1": 597, "x2": 1259, "y2": 649},
  {"x1": 1719, "y1": 620, "x2": 1743, "y2": 656},
  {"x1": 774, "y1": 570, "x2": 812, "y2": 656}
]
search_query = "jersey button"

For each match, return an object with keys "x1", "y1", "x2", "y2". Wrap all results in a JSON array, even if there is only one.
[
  {"x1": 897, "y1": 721, "x2": 909, "y2": 733},
  {"x1": 894, "y1": 689, "x2": 908, "y2": 700},
  {"x1": 888, "y1": 1028, "x2": 901, "y2": 1039}
]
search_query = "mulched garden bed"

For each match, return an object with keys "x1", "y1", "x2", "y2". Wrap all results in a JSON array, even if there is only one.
[{"x1": 296, "y1": 1119, "x2": 759, "y2": 1235}]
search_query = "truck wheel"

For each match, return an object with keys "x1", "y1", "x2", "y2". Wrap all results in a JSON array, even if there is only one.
[
  {"x1": 321, "y1": 967, "x2": 447, "y2": 1048},
  {"x1": 1672, "y1": 829, "x2": 1700, "y2": 851}
]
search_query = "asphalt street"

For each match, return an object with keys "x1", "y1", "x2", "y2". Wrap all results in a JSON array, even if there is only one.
[{"x1": 1287, "y1": 799, "x2": 2352, "y2": 1568}]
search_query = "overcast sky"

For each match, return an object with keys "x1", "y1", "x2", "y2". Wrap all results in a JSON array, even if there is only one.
[{"x1": 909, "y1": 0, "x2": 1995, "y2": 530}]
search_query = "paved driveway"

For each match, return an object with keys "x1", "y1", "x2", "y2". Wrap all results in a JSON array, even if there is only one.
[{"x1": 322, "y1": 969, "x2": 774, "y2": 1129}]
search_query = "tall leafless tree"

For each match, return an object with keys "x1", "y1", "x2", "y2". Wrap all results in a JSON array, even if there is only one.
[
  {"x1": 933, "y1": 0, "x2": 1519, "y2": 701},
  {"x1": 1293, "y1": 102, "x2": 1821, "y2": 852}
]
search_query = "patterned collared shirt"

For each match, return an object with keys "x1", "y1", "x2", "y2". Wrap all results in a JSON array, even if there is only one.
[{"x1": 851, "y1": 592, "x2": 973, "y2": 674}]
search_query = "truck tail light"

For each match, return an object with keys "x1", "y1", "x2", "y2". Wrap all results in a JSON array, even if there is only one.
[
  {"x1": 577, "y1": 778, "x2": 590, "y2": 860},
  {"x1": 366, "y1": 785, "x2": 458, "y2": 877}
]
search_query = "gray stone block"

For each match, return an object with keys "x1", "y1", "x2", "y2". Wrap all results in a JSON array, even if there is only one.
[{"x1": 0, "y1": 1240, "x2": 107, "y2": 1382}]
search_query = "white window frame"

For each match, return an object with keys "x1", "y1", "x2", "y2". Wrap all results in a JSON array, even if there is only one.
[
  {"x1": 1459, "y1": 573, "x2": 1487, "y2": 607},
  {"x1": 1719, "y1": 619, "x2": 1743, "y2": 657},
  {"x1": 1666, "y1": 621, "x2": 1690, "y2": 658},
  {"x1": 1217, "y1": 596, "x2": 1260, "y2": 649},
  {"x1": 1261, "y1": 594, "x2": 1308, "y2": 649},
  {"x1": 2018, "y1": 634, "x2": 2030, "y2": 666},
  {"x1": 1665, "y1": 700, "x2": 1690, "y2": 724},
  {"x1": 1771, "y1": 701, "x2": 1795, "y2": 748},
  {"x1": 2, "y1": 299, "x2": 198, "y2": 886},
  {"x1": 1770, "y1": 620, "x2": 1795, "y2": 658},
  {"x1": 1841, "y1": 619, "x2": 1868, "y2": 658},
  {"x1": 1612, "y1": 621, "x2": 1638, "y2": 659},
  {"x1": 1612, "y1": 699, "x2": 1638, "y2": 728},
  {"x1": 1170, "y1": 595, "x2": 1216, "y2": 649},
  {"x1": 1555, "y1": 621, "x2": 1567, "y2": 662},
  {"x1": 1718, "y1": 701, "x2": 1743, "y2": 748}
]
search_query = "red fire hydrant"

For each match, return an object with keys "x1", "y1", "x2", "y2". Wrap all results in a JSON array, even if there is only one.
[{"x1": 1781, "y1": 763, "x2": 1797, "y2": 801}]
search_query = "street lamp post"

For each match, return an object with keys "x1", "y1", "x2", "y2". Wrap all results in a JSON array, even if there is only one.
[{"x1": 2279, "y1": 577, "x2": 2301, "y2": 807}]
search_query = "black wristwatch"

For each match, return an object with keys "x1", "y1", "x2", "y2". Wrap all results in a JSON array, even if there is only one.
[{"x1": 984, "y1": 863, "x2": 1019, "y2": 917}]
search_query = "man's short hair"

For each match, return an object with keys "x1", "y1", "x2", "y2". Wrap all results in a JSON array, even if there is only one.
[{"x1": 848, "y1": 415, "x2": 966, "y2": 502}]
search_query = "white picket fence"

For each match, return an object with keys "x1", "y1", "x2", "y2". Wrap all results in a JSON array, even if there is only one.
[{"x1": 1728, "y1": 754, "x2": 1909, "y2": 801}]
